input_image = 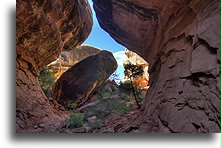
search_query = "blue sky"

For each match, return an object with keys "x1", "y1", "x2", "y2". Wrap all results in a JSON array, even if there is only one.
[{"x1": 83, "y1": 0, "x2": 126, "y2": 81}]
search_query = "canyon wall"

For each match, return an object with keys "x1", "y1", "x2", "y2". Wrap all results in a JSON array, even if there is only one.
[
  {"x1": 93, "y1": 0, "x2": 220, "y2": 132},
  {"x1": 16, "y1": 0, "x2": 92, "y2": 132}
]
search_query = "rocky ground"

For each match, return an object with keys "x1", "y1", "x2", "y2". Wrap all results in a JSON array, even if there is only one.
[{"x1": 52, "y1": 80, "x2": 146, "y2": 133}]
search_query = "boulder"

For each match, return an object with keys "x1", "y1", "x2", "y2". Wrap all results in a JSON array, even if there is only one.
[
  {"x1": 52, "y1": 50, "x2": 118, "y2": 108},
  {"x1": 48, "y1": 45, "x2": 100, "y2": 79},
  {"x1": 16, "y1": 0, "x2": 92, "y2": 132},
  {"x1": 93, "y1": 0, "x2": 220, "y2": 132}
]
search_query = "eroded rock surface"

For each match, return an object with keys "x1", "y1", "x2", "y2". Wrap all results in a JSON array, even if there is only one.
[
  {"x1": 93, "y1": 0, "x2": 220, "y2": 132},
  {"x1": 48, "y1": 45, "x2": 100, "y2": 79},
  {"x1": 52, "y1": 50, "x2": 118, "y2": 108},
  {"x1": 16, "y1": 0, "x2": 92, "y2": 132}
]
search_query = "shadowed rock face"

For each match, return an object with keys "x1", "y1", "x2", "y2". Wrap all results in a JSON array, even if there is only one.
[
  {"x1": 16, "y1": 0, "x2": 92, "y2": 132},
  {"x1": 52, "y1": 50, "x2": 118, "y2": 108},
  {"x1": 93, "y1": 0, "x2": 220, "y2": 133}
]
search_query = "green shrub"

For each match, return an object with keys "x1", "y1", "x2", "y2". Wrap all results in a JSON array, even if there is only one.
[
  {"x1": 115, "y1": 102, "x2": 128, "y2": 114},
  {"x1": 83, "y1": 97, "x2": 121, "y2": 121},
  {"x1": 38, "y1": 67, "x2": 56, "y2": 97},
  {"x1": 87, "y1": 120, "x2": 102, "y2": 129},
  {"x1": 84, "y1": 110, "x2": 108, "y2": 121},
  {"x1": 66, "y1": 114, "x2": 84, "y2": 128},
  {"x1": 70, "y1": 103, "x2": 78, "y2": 109},
  {"x1": 101, "y1": 92, "x2": 112, "y2": 98},
  {"x1": 67, "y1": 109, "x2": 74, "y2": 113}
]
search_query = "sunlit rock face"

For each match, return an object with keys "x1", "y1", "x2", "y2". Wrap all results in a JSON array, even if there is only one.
[
  {"x1": 16, "y1": 0, "x2": 93, "y2": 132},
  {"x1": 93, "y1": 0, "x2": 220, "y2": 133},
  {"x1": 52, "y1": 50, "x2": 118, "y2": 109},
  {"x1": 48, "y1": 45, "x2": 100, "y2": 79},
  {"x1": 124, "y1": 49, "x2": 149, "y2": 89},
  {"x1": 124, "y1": 49, "x2": 148, "y2": 66}
]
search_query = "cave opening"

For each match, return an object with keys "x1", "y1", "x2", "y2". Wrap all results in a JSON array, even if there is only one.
[
  {"x1": 36, "y1": 0, "x2": 150, "y2": 133},
  {"x1": 16, "y1": 0, "x2": 220, "y2": 134}
]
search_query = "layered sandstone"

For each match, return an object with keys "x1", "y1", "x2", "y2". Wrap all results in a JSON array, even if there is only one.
[
  {"x1": 48, "y1": 45, "x2": 100, "y2": 79},
  {"x1": 52, "y1": 50, "x2": 118, "y2": 108},
  {"x1": 16, "y1": 0, "x2": 92, "y2": 132},
  {"x1": 93, "y1": 0, "x2": 220, "y2": 132}
]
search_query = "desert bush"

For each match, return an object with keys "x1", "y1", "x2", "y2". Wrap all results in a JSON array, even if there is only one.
[
  {"x1": 84, "y1": 109, "x2": 109, "y2": 121},
  {"x1": 66, "y1": 114, "x2": 84, "y2": 128},
  {"x1": 115, "y1": 102, "x2": 128, "y2": 114},
  {"x1": 38, "y1": 67, "x2": 56, "y2": 97},
  {"x1": 83, "y1": 98, "x2": 120, "y2": 121},
  {"x1": 87, "y1": 120, "x2": 102, "y2": 129},
  {"x1": 70, "y1": 103, "x2": 78, "y2": 110}
]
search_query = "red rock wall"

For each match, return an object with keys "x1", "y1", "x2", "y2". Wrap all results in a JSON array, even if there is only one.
[
  {"x1": 93, "y1": 0, "x2": 220, "y2": 132},
  {"x1": 16, "y1": 0, "x2": 92, "y2": 132}
]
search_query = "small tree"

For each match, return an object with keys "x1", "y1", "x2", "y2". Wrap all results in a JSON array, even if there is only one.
[
  {"x1": 38, "y1": 67, "x2": 56, "y2": 97},
  {"x1": 124, "y1": 63, "x2": 144, "y2": 109}
]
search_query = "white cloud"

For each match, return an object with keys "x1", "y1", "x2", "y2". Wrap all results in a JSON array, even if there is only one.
[
  {"x1": 113, "y1": 51, "x2": 126, "y2": 66},
  {"x1": 113, "y1": 51, "x2": 125, "y2": 57}
]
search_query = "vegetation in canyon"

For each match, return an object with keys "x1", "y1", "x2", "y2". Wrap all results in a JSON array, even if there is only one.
[
  {"x1": 123, "y1": 63, "x2": 144, "y2": 109},
  {"x1": 38, "y1": 67, "x2": 56, "y2": 97}
]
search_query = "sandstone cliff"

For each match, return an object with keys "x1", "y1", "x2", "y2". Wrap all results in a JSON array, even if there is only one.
[
  {"x1": 16, "y1": 0, "x2": 92, "y2": 132},
  {"x1": 48, "y1": 45, "x2": 100, "y2": 79},
  {"x1": 93, "y1": 0, "x2": 220, "y2": 132}
]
